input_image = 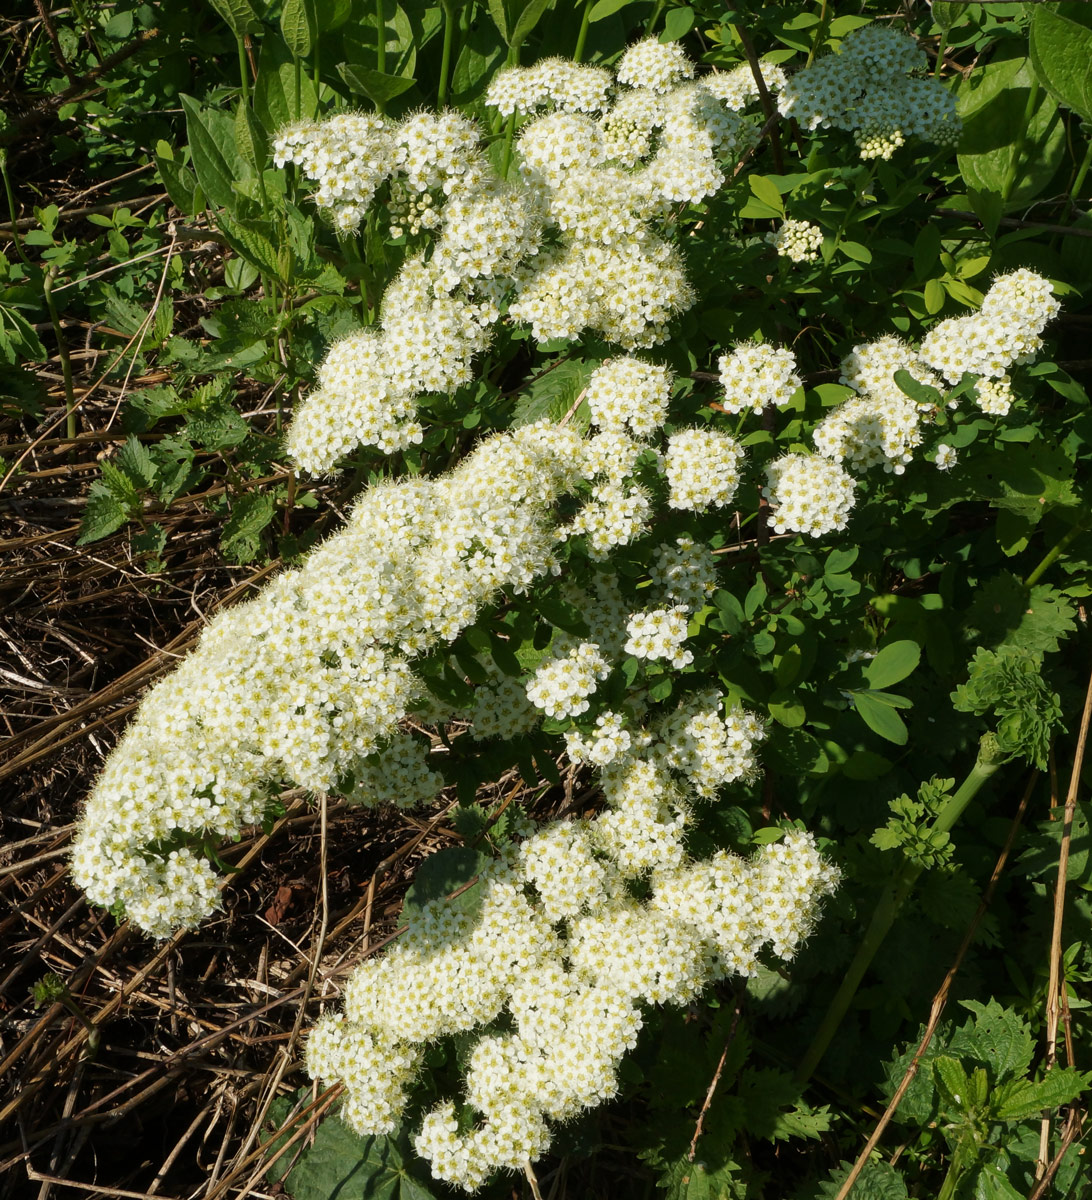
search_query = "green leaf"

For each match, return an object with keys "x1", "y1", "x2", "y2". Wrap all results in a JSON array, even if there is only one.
[
  {"x1": 206, "y1": 0, "x2": 261, "y2": 36},
  {"x1": 234, "y1": 102, "x2": 268, "y2": 175},
  {"x1": 180, "y1": 94, "x2": 245, "y2": 212},
  {"x1": 933, "y1": 1056, "x2": 975, "y2": 1112},
  {"x1": 254, "y1": 34, "x2": 319, "y2": 128},
  {"x1": 337, "y1": 64, "x2": 418, "y2": 104},
  {"x1": 280, "y1": 0, "x2": 317, "y2": 59},
  {"x1": 78, "y1": 485, "x2": 131, "y2": 544},
  {"x1": 116, "y1": 436, "x2": 157, "y2": 488},
  {"x1": 154, "y1": 150, "x2": 200, "y2": 217},
  {"x1": 221, "y1": 492, "x2": 275, "y2": 563},
  {"x1": 863, "y1": 640, "x2": 921, "y2": 690},
  {"x1": 1030, "y1": 5, "x2": 1092, "y2": 122},
  {"x1": 509, "y1": 0, "x2": 555, "y2": 50},
  {"x1": 852, "y1": 691, "x2": 908, "y2": 745},
  {"x1": 957, "y1": 58, "x2": 1065, "y2": 208},
  {"x1": 993, "y1": 1068, "x2": 1089, "y2": 1121},
  {"x1": 931, "y1": 2, "x2": 966, "y2": 33},
  {"x1": 536, "y1": 596, "x2": 590, "y2": 637},
  {"x1": 661, "y1": 5, "x2": 695, "y2": 42},
  {"x1": 589, "y1": 0, "x2": 631, "y2": 20},
  {"x1": 893, "y1": 369, "x2": 942, "y2": 407},
  {"x1": 402, "y1": 846, "x2": 491, "y2": 931},
  {"x1": 843, "y1": 750, "x2": 893, "y2": 780},
  {"x1": 963, "y1": 574, "x2": 1077, "y2": 656},
  {"x1": 283, "y1": 1116, "x2": 438, "y2": 1200},
  {"x1": 949, "y1": 999, "x2": 1034, "y2": 1084},
  {"x1": 839, "y1": 239, "x2": 872, "y2": 264},
  {"x1": 748, "y1": 174, "x2": 785, "y2": 217},
  {"x1": 817, "y1": 1158, "x2": 909, "y2": 1200}
]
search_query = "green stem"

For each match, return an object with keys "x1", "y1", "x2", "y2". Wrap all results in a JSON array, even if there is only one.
[
  {"x1": 294, "y1": 52, "x2": 303, "y2": 119},
  {"x1": 43, "y1": 266, "x2": 78, "y2": 440},
  {"x1": 934, "y1": 27, "x2": 948, "y2": 80},
  {"x1": 1069, "y1": 134, "x2": 1092, "y2": 206},
  {"x1": 794, "y1": 737, "x2": 1005, "y2": 1085},
  {"x1": 437, "y1": 0, "x2": 456, "y2": 108},
  {"x1": 0, "y1": 151, "x2": 33, "y2": 273},
  {"x1": 1000, "y1": 80, "x2": 1040, "y2": 205},
  {"x1": 805, "y1": 0, "x2": 830, "y2": 69},
  {"x1": 573, "y1": 0, "x2": 594, "y2": 63},
  {"x1": 376, "y1": 0, "x2": 387, "y2": 75},
  {"x1": 1024, "y1": 523, "x2": 1087, "y2": 588},
  {"x1": 644, "y1": 0, "x2": 665, "y2": 37},
  {"x1": 500, "y1": 112, "x2": 517, "y2": 180},
  {"x1": 237, "y1": 37, "x2": 250, "y2": 106}
]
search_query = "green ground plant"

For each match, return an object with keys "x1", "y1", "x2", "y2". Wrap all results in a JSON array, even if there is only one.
[{"x1": 2, "y1": 1, "x2": 1091, "y2": 1198}]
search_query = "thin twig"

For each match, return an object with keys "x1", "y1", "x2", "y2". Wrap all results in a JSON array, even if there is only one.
[{"x1": 689, "y1": 992, "x2": 744, "y2": 1161}]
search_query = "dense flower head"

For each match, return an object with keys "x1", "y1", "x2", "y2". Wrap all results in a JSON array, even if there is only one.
[
  {"x1": 665, "y1": 428, "x2": 744, "y2": 510},
  {"x1": 777, "y1": 24, "x2": 961, "y2": 159},
  {"x1": 485, "y1": 58, "x2": 612, "y2": 116},
  {"x1": 767, "y1": 217, "x2": 824, "y2": 263},
  {"x1": 586, "y1": 356, "x2": 673, "y2": 437},
  {"x1": 764, "y1": 452, "x2": 856, "y2": 536},
  {"x1": 656, "y1": 693, "x2": 766, "y2": 797},
  {"x1": 650, "y1": 536, "x2": 718, "y2": 613},
  {"x1": 624, "y1": 606, "x2": 694, "y2": 669},
  {"x1": 718, "y1": 342, "x2": 801, "y2": 414},
  {"x1": 814, "y1": 391, "x2": 923, "y2": 474},
  {"x1": 839, "y1": 334, "x2": 943, "y2": 405},
  {"x1": 616, "y1": 37, "x2": 695, "y2": 93},
  {"x1": 705, "y1": 60, "x2": 787, "y2": 110},
  {"x1": 393, "y1": 109, "x2": 487, "y2": 195},
  {"x1": 525, "y1": 641, "x2": 612, "y2": 719}
]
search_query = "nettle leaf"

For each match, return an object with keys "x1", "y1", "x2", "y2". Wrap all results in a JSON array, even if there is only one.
[
  {"x1": 1015, "y1": 799, "x2": 1091, "y2": 884},
  {"x1": 882, "y1": 1026, "x2": 945, "y2": 1125},
  {"x1": 282, "y1": 1115, "x2": 437, "y2": 1200},
  {"x1": 948, "y1": 999, "x2": 1034, "y2": 1085},
  {"x1": 817, "y1": 1159, "x2": 909, "y2": 1200},
  {"x1": 221, "y1": 492, "x2": 275, "y2": 564},
  {"x1": 963, "y1": 574, "x2": 1077, "y2": 656},
  {"x1": 206, "y1": 0, "x2": 261, "y2": 36},
  {"x1": 993, "y1": 1068, "x2": 1090, "y2": 1121},
  {"x1": 78, "y1": 485, "x2": 131, "y2": 544},
  {"x1": 116, "y1": 436, "x2": 157, "y2": 489},
  {"x1": 736, "y1": 1068, "x2": 829, "y2": 1142}
]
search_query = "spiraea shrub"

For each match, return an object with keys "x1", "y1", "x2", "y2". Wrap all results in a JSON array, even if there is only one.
[{"x1": 66, "y1": 3, "x2": 1092, "y2": 1196}]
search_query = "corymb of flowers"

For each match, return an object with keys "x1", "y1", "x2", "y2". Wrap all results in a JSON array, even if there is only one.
[{"x1": 70, "y1": 28, "x2": 1062, "y2": 1192}]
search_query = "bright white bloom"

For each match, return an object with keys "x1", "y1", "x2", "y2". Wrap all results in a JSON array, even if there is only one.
[
  {"x1": 935, "y1": 442, "x2": 958, "y2": 471},
  {"x1": 624, "y1": 607, "x2": 693, "y2": 669},
  {"x1": 348, "y1": 730, "x2": 444, "y2": 810},
  {"x1": 975, "y1": 375, "x2": 1014, "y2": 416},
  {"x1": 813, "y1": 391, "x2": 923, "y2": 474},
  {"x1": 656, "y1": 694, "x2": 766, "y2": 797},
  {"x1": 567, "y1": 479, "x2": 652, "y2": 558},
  {"x1": 718, "y1": 343, "x2": 801, "y2": 414},
  {"x1": 393, "y1": 110, "x2": 487, "y2": 196},
  {"x1": 616, "y1": 38, "x2": 695, "y2": 93},
  {"x1": 525, "y1": 642, "x2": 611, "y2": 719},
  {"x1": 764, "y1": 452, "x2": 856, "y2": 537},
  {"x1": 840, "y1": 334, "x2": 944, "y2": 405},
  {"x1": 586, "y1": 356, "x2": 673, "y2": 437},
  {"x1": 600, "y1": 88, "x2": 666, "y2": 165},
  {"x1": 767, "y1": 218, "x2": 824, "y2": 263},
  {"x1": 486, "y1": 59, "x2": 612, "y2": 116},
  {"x1": 665, "y1": 428, "x2": 744, "y2": 510},
  {"x1": 705, "y1": 60, "x2": 787, "y2": 110},
  {"x1": 919, "y1": 269, "x2": 1059, "y2": 384},
  {"x1": 650, "y1": 536, "x2": 717, "y2": 613},
  {"x1": 565, "y1": 710, "x2": 633, "y2": 767}
]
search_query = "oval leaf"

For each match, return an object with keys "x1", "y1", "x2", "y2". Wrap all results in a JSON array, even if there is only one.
[
  {"x1": 853, "y1": 691, "x2": 909, "y2": 745},
  {"x1": 864, "y1": 640, "x2": 922, "y2": 690}
]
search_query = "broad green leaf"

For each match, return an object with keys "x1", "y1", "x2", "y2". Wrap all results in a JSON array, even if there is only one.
[
  {"x1": 934, "y1": 1056, "x2": 974, "y2": 1112},
  {"x1": 963, "y1": 575, "x2": 1077, "y2": 655},
  {"x1": 972, "y1": 1163, "x2": 1025, "y2": 1200},
  {"x1": 280, "y1": 0, "x2": 317, "y2": 59},
  {"x1": 337, "y1": 64, "x2": 417, "y2": 103},
  {"x1": 931, "y1": 2, "x2": 967, "y2": 33},
  {"x1": 863, "y1": 640, "x2": 921, "y2": 690},
  {"x1": 825, "y1": 546, "x2": 858, "y2": 575},
  {"x1": 78, "y1": 485, "x2": 131, "y2": 544},
  {"x1": 957, "y1": 58, "x2": 1065, "y2": 208},
  {"x1": 769, "y1": 694, "x2": 806, "y2": 728},
  {"x1": 206, "y1": 0, "x2": 261, "y2": 36},
  {"x1": 451, "y1": 20, "x2": 506, "y2": 102},
  {"x1": 1030, "y1": 4, "x2": 1092, "y2": 122},
  {"x1": 338, "y1": 2, "x2": 417, "y2": 88},
  {"x1": 536, "y1": 595, "x2": 590, "y2": 637},
  {"x1": 254, "y1": 34, "x2": 319, "y2": 129},
  {"x1": 893, "y1": 369, "x2": 942, "y2": 407},
  {"x1": 234, "y1": 102, "x2": 268, "y2": 175},
  {"x1": 817, "y1": 1158, "x2": 909, "y2": 1200},
  {"x1": 117, "y1": 436, "x2": 157, "y2": 488},
  {"x1": 853, "y1": 691, "x2": 908, "y2": 745},
  {"x1": 401, "y1": 846, "x2": 491, "y2": 930},
  {"x1": 843, "y1": 749, "x2": 894, "y2": 780},
  {"x1": 284, "y1": 1116, "x2": 438, "y2": 1200},
  {"x1": 840, "y1": 239, "x2": 872, "y2": 264},
  {"x1": 154, "y1": 149, "x2": 200, "y2": 216},
  {"x1": 661, "y1": 5, "x2": 694, "y2": 42},
  {"x1": 748, "y1": 174, "x2": 785, "y2": 217},
  {"x1": 509, "y1": 0, "x2": 555, "y2": 50},
  {"x1": 180, "y1": 94, "x2": 246, "y2": 212},
  {"x1": 589, "y1": 0, "x2": 631, "y2": 20},
  {"x1": 317, "y1": 0, "x2": 353, "y2": 30}
]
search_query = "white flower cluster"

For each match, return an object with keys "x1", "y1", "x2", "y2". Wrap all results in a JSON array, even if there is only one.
[
  {"x1": 348, "y1": 730, "x2": 444, "y2": 810},
  {"x1": 767, "y1": 218, "x2": 824, "y2": 263},
  {"x1": 777, "y1": 25, "x2": 961, "y2": 159},
  {"x1": 71, "y1": 420, "x2": 598, "y2": 938},
  {"x1": 656, "y1": 694, "x2": 766, "y2": 798},
  {"x1": 919, "y1": 267, "x2": 1060, "y2": 384},
  {"x1": 308, "y1": 820, "x2": 837, "y2": 1191},
  {"x1": 705, "y1": 59, "x2": 787, "y2": 111},
  {"x1": 624, "y1": 607, "x2": 693, "y2": 669},
  {"x1": 525, "y1": 642, "x2": 612, "y2": 719},
  {"x1": 764, "y1": 452, "x2": 857, "y2": 537},
  {"x1": 650, "y1": 536, "x2": 718, "y2": 612},
  {"x1": 718, "y1": 342, "x2": 801, "y2": 414},
  {"x1": 485, "y1": 58, "x2": 612, "y2": 116},
  {"x1": 565, "y1": 709, "x2": 633, "y2": 767},
  {"x1": 813, "y1": 391, "x2": 923, "y2": 474},
  {"x1": 665, "y1": 428, "x2": 744, "y2": 510},
  {"x1": 615, "y1": 38, "x2": 695, "y2": 93},
  {"x1": 586, "y1": 355, "x2": 672, "y2": 437}
]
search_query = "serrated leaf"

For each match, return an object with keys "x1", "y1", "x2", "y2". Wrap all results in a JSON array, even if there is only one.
[
  {"x1": 817, "y1": 1158, "x2": 909, "y2": 1200},
  {"x1": 254, "y1": 34, "x2": 320, "y2": 128},
  {"x1": 934, "y1": 1056, "x2": 974, "y2": 1111},
  {"x1": 78, "y1": 486, "x2": 131, "y2": 544},
  {"x1": 963, "y1": 574, "x2": 1077, "y2": 656},
  {"x1": 993, "y1": 1068, "x2": 1089, "y2": 1121},
  {"x1": 852, "y1": 691, "x2": 908, "y2": 745},
  {"x1": 284, "y1": 1115, "x2": 438, "y2": 1200},
  {"x1": 234, "y1": 102, "x2": 268, "y2": 175},
  {"x1": 864, "y1": 640, "x2": 921, "y2": 690},
  {"x1": 402, "y1": 846, "x2": 491, "y2": 931},
  {"x1": 512, "y1": 357, "x2": 596, "y2": 428},
  {"x1": 221, "y1": 492, "x2": 275, "y2": 563},
  {"x1": 116, "y1": 436, "x2": 157, "y2": 488},
  {"x1": 948, "y1": 999, "x2": 1034, "y2": 1084},
  {"x1": 100, "y1": 459, "x2": 143, "y2": 506}
]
